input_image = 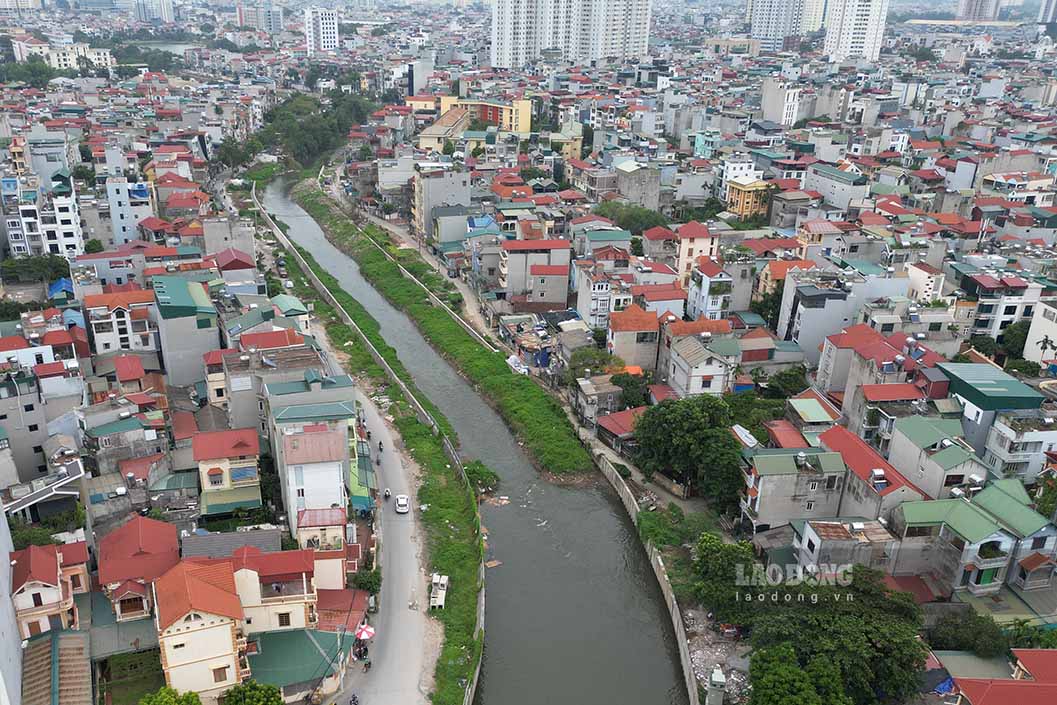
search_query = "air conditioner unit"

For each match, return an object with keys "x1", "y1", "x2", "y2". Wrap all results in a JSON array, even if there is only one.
[
  {"x1": 968, "y1": 474, "x2": 984, "y2": 485},
  {"x1": 851, "y1": 521, "x2": 865, "y2": 531},
  {"x1": 871, "y1": 468, "x2": 886, "y2": 480},
  {"x1": 950, "y1": 487, "x2": 965, "y2": 498}
]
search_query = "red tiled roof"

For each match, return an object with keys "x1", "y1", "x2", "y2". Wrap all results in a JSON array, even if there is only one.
[
  {"x1": 214, "y1": 247, "x2": 255, "y2": 271},
  {"x1": 765, "y1": 260, "x2": 815, "y2": 280},
  {"x1": 501, "y1": 239, "x2": 571, "y2": 251},
  {"x1": 677, "y1": 220, "x2": 711, "y2": 240},
  {"x1": 648, "y1": 384, "x2": 677, "y2": 402},
  {"x1": 60, "y1": 541, "x2": 89, "y2": 566},
  {"x1": 203, "y1": 348, "x2": 237, "y2": 366},
  {"x1": 98, "y1": 516, "x2": 180, "y2": 586},
  {"x1": 763, "y1": 420, "x2": 809, "y2": 448},
  {"x1": 192, "y1": 428, "x2": 259, "y2": 462},
  {"x1": 113, "y1": 354, "x2": 145, "y2": 382},
  {"x1": 529, "y1": 264, "x2": 569, "y2": 276},
  {"x1": 155, "y1": 560, "x2": 243, "y2": 630},
  {"x1": 0, "y1": 336, "x2": 28, "y2": 352},
  {"x1": 596, "y1": 406, "x2": 647, "y2": 438},
  {"x1": 609, "y1": 304, "x2": 658, "y2": 332},
  {"x1": 33, "y1": 361, "x2": 67, "y2": 378},
  {"x1": 861, "y1": 383, "x2": 924, "y2": 402},
  {"x1": 819, "y1": 426, "x2": 926, "y2": 498},
  {"x1": 642, "y1": 225, "x2": 676, "y2": 241},
  {"x1": 41, "y1": 329, "x2": 74, "y2": 347},
  {"x1": 10, "y1": 544, "x2": 59, "y2": 591},
  {"x1": 1012, "y1": 649, "x2": 1057, "y2": 683},
  {"x1": 665, "y1": 317, "x2": 732, "y2": 335},
  {"x1": 297, "y1": 508, "x2": 347, "y2": 528},
  {"x1": 239, "y1": 328, "x2": 304, "y2": 350},
  {"x1": 952, "y1": 679, "x2": 1057, "y2": 705},
  {"x1": 84, "y1": 290, "x2": 156, "y2": 311},
  {"x1": 119, "y1": 452, "x2": 164, "y2": 482},
  {"x1": 171, "y1": 411, "x2": 198, "y2": 441}
]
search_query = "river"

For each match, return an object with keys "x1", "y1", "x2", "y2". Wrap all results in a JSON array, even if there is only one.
[{"x1": 263, "y1": 180, "x2": 688, "y2": 705}]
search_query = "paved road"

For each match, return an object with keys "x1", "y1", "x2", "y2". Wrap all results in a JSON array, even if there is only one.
[{"x1": 322, "y1": 334, "x2": 431, "y2": 705}]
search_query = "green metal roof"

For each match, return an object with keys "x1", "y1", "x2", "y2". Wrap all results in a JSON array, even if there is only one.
[
  {"x1": 810, "y1": 163, "x2": 867, "y2": 186},
  {"x1": 789, "y1": 398, "x2": 833, "y2": 424},
  {"x1": 248, "y1": 630, "x2": 355, "y2": 688},
  {"x1": 153, "y1": 275, "x2": 216, "y2": 320},
  {"x1": 752, "y1": 449, "x2": 845, "y2": 476},
  {"x1": 149, "y1": 472, "x2": 200, "y2": 492},
  {"x1": 587, "y1": 229, "x2": 632, "y2": 241},
  {"x1": 199, "y1": 485, "x2": 262, "y2": 516},
  {"x1": 270, "y1": 294, "x2": 308, "y2": 316},
  {"x1": 894, "y1": 416, "x2": 964, "y2": 449},
  {"x1": 272, "y1": 400, "x2": 358, "y2": 423},
  {"x1": 900, "y1": 499, "x2": 1002, "y2": 543},
  {"x1": 937, "y1": 363, "x2": 1044, "y2": 412},
  {"x1": 265, "y1": 373, "x2": 353, "y2": 396},
  {"x1": 973, "y1": 481, "x2": 1047, "y2": 538},
  {"x1": 86, "y1": 416, "x2": 144, "y2": 438}
]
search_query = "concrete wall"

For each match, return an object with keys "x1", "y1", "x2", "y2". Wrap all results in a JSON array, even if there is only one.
[
  {"x1": 0, "y1": 511, "x2": 23, "y2": 705},
  {"x1": 158, "y1": 315, "x2": 221, "y2": 387}
]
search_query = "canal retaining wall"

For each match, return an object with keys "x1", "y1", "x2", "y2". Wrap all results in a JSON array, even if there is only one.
[
  {"x1": 598, "y1": 455, "x2": 701, "y2": 705},
  {"x1": 254, "y1": 184, "x2": 486, "y2": 705}
]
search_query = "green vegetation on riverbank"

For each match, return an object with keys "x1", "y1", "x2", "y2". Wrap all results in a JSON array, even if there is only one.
[
  {"x1": 293, "y1": 186, "x2": 593, "y2": 475},
  {"x1": 266, "y1": 213, "x2": 484, "y2": 705}
]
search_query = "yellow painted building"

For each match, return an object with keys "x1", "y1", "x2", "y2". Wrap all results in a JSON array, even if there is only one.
[
  {"x1": 439, "y1": 95, "x2": 532, "y2": 133},
  {"x1": 725, "y1": 176, "x2": 771, "y2": 220}
]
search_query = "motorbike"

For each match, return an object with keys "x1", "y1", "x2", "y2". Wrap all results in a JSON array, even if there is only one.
[{"x1": 384, "y1": 489, "x2": 391, "y2": 501}]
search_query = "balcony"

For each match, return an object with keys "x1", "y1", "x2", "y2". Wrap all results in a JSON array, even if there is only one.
[
  {"x1": 259, "y1": 580, "x2": 316, "y2": 604},
  {"x1": 740, "y1": 494, "x2": 758, "y2": 519}
]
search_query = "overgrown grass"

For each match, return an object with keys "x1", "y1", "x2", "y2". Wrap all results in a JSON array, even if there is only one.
[
  {"x1": 277, "y1": 227, "x2": 484, "y2": 705},
  {"x1": 244, "y1": 161, "x2": 281, "y2": 186},
  {"x1": 638, "y1": 503, "x2": 721, "y2": 606},
  {"x1": 293, "y1": 186, "x2": 592, "y2": 475}
]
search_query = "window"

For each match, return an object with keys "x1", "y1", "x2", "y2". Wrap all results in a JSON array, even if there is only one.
[
  {"x1": 825, "y1": 475, "x2": 837, "y2": 490},
  {"x1": 33, "y1": 445, "x2": 42, "y2": 453},
  {"x1": 1032, "y1": 536, "x2": 1047, "y2": 551},
  {"x1": 805, "y1": 501, "x2": 814, "y2": 511},
  {"x1": 212, "y1": 666, "x2": 229, "y2": 683},
  {"x1": 32, "y1": 593, "x2": 43, "y2": 607},
  {"x1": 928, "y1": 322, "x2": 942, "y2": 332},
  {"x1": 880, "y1": 323, "x2": 894, "y2": 333},
  {"x1": 944, "y1": 474, "x2": 964, "y2": 487},
  {"x1": 278, "y1": 612, "x2": 291, "y2": 627},
  {"x1": 173, "y1": 643, "x2": 185, "y2": 650},
  {"x1": 1004, "y1": 305, "x2": 1017, "y2": 316},
  {"x1": 23, "y1": 404, "x2": 33, "y2": 412},
  {"x1": 70, "y1": 574, "x2": 80, "y2": 589},
  {"x1": 808, "y1": 482, "x2": 818, "y2": 492},
  {"x1": 806, "y1": 538, "x2": 816, "y2": 553},
  {"x1": 28, "y1": 424, "x2": 38, "y2": 432},
  {"x1": 209, "y1": 473, "x2": 223, "y2": 487}
]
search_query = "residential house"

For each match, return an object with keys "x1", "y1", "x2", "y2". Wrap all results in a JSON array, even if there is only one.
[
  {"x1": 887, "y1": 416, "x2": 992, "y2": 499},
  {"x1": 193, "y1": 429, "x2": 262, "y2": 518},
  {"x1": 9, "y1": 541, "x2": 88, "y2": 637},
  {"x1": 83, "y1": 290, "x2": 158, "y2": 355},
  {"x1": 279, "y1": 429, "x2": 348, "y2": 535},
  {"x1": 667, "y1": 334, "x2": 738, "y2": 398},
  {"x1": 675, "y1": 221, "x2": 719, "y2": 287},
  {"x1": 574, "y1": 374, "x2": 624, "y2": 429},
  {"x1": 820, "y1": 426, "x2": 927, "y2": 523},
  {"x1": 499, "y1": 240, "x2": 572, "y2": 299},
  {"x1": 741, "y1": 448, "x2": 847, "y2": 533},
  {"x1": 153, "y1": 276, "x2": 220, "y2": 387},
  {"x1": 687, "y1": 258, "x2": 733, "y2": 321},
  {"x1": 607, "y1": 304, "x2": 659, "y2": 373},
  {"x1": 97, "y1": 515, "x2": 179, "y2": 621}
]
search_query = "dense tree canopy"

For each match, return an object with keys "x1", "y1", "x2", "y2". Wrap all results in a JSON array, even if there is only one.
[
  {"x1": 565, "y1": 347, "x2": 623, "y2": 385},
  {"x1": 139, "y1": 687, "x2": 201, "y2": 705},
  {"x1": 594, "y1": 201, "x2": 668, "y2": 235},
  {"x1": 1, "y1": 255, "x2": 70, "y2": 283},
  {"x1": 220, "y1": 680, "x2": 282, "y2": 705},
  {"x1": 611, "y1": 372, "x2": 648, "y2": 408},
  {"x1": 633, "y1": 395, "x2": 744, "y2": 508}
]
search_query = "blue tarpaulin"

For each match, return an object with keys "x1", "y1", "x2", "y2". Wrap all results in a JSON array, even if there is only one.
[{"x1": 932, "y1": 677, "x2": 954, "y2": 695}]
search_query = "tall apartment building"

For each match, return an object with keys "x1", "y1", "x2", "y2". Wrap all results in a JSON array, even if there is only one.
[
  {"x1": 411, "y1": 164, "x2": 470, "y2": 240},
  {"x1": 4, "y1": 171, "x2": 85, "y2": 258},
  {"x1": 1040, "y1": 0, "x2": 1057, "y2": 23},
  {"x1": 823, "y1": 0, "x2": 889, "y2": 63},
  {"x1": 237, "y1": 1, "x2": 284, "y2": 33},
  {"x1": 800, "y1": 0, "x2": 827, "y2": 31},
  {"x1": 304, "y1": 7, "x2": 338, "y2": 57},
  {"x1": 134, "y1": 0, "x2": 174, "y2": 23},
  {"x1": 106, "y1": 177, "x2": 155, "y2": 246},
  {"x1": 490, "y1": 0, "x2": 651, "y2": 68},
  {"x1": 761, "y1": 77, "x2": 803, "y2": 126},
  {"x1": 750, "y1": 0, "x2": 803, "y2": 53},
  {"x1": 957, "y1": 0, "x2": 1001, "y2": 20}
]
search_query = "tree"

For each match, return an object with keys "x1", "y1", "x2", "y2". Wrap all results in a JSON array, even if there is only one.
[
  {"x1": 471, "y1": 146, "x2": 485, "y2": 159},
  {"x1": 611, "y1": 372, "x2": 648, "y2": 408},
  {"x1": 356, "y1": 144, "x2": 374, "y2": 161},
  {"x1": 220, "y1": 681, "x2": 282, "y2": 705},
  {"x1": 691, "y1": 533, "x2": 757, "y2": 623},
  {"x1": 565, "y1": 347, "x2": 623, "y2": 385},
  {"x1": 929, "y1": 611, "x2": 1007, "y2": 657},
  {"x1": 581, "y1": 124, "x2": 594, "y2": 158},
  {"x1": 630, "y1": 237, "x2": 644, "y2": 256},
  {"x1": 904, "y1": 45, "x2": 937, "y2": 62},
  {"x1": 805, "y1": 656, "x2": 854, "y2": 705},
  {"x1": 749, "y1": 643, "x2": 822, "y2": 705},
  {"x1": 1005, "y1": 359, "x2": 1041, "y2": 377},
  {"x1": 633, "y1": 396, "x2": 744, "y2": 507},
  {"x1": 138, "y1": 687, "x2": 202, "y2": 705},
  {"x1": 1, "y1": 255, "x2": 70, "y2": 284},
  {"x1": 72, "y1": 164, "x2": 96, "y2": 182},
  {"x1": 594, "y1": 201, "x2": 668, "y2": 236},
  {"x1": 1001, "y1": 320, "x2": 1030, "y2": 358},
  {"x1": 519, "y1": 166, "x2": 547, "y2": 182},
  {"x1": 351, "y1": 568, "x2": 382, "y2": 594},
  {"x1": 750, "y1": 289, "x2": 782, "y2": 331},
  {"x1": 763, "y1": 365, "x2": 808, "y2": 399},
  {"x1": 969, "y1": 335, "x2": 998, "y2": 357},
  {"x1": 78, "y1": 143, "x2": 93, "y2": 162},
  {"x1": 8, "y1": 519, "x2": 61, "y2": 550},
  {"x1": 442, "y1": 140, "x2": 455, "y2": 156},
  {"x1": 84, "y1": 239, "x2": 104, "y2": 254},
  {"x1": 1037, "y1": 476, "x2": 1057, "y2": 522}
]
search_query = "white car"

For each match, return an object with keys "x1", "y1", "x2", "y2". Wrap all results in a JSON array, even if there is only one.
[{"x1": 394, "y1": 495, "x2": 410, "y2": 514}]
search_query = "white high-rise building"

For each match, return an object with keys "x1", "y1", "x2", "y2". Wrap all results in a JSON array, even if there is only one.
[
  {"x1": 957, "y1": 0, "x2": 1001, "y2": 20},
  {"x1": 237, "y1": 1, "x2": 284, "y2": 34},
  {"x1": 1040, "y1": 0, "x2": 1057, "y2": 23},
  {"x1": 750, "y1": 0, "x2": 803, "y2": 52},
  {"x1": 800, "y1": 0, "x2": 827, "y2": 31},
  {"x1": 823, "y1": 0, "x2": 889, "y2": 62},
  {"x1": 304, "y1": 6, "x2": 338, "y2": 57},
  {"x1": 490, "y1": 0, "x2": 651, "y2": 68}
]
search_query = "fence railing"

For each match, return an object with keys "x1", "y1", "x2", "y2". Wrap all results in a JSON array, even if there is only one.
[
  {"x1": 597, "y1": 455, "x2": 700, "y2": 705},
  {"x1": 253, "y1": 182, "x2": 486, "y2": 705}
]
